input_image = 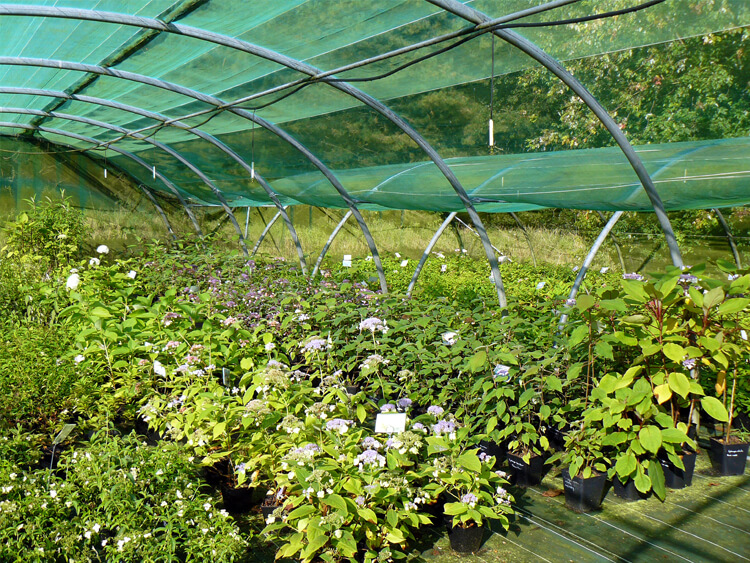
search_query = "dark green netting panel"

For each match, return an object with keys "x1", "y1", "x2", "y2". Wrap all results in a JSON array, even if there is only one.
[
  {"x1": 0, "y1": 135, "x2": 157, "y2": 211},
  {"x1": 0, "y1": 0, "x2": 748, "y2": 213}
]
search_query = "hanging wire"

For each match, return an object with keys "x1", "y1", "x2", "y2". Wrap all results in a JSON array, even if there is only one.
[
  {"x1": 151, "y1": 130, "x2": 157, "y2": 179},
  {"x1": 250, "y1": 110, "x2": 256, "y2": 181},
  {"x1": 489, "y1": 34, "x2": 495, "y2": 151}
]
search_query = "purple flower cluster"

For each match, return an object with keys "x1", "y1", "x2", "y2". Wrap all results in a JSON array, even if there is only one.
[
  {"x1": 427, "y1": 405, "x2": 444, "y2": 417},
  {"x1": 359, "y1": 317, "x2": 388, "y2": 334},
  {"x1": 302, "y1": 337, "x2": 330, "y2": 353},
  {"x1": 682, "y1": 357, "x2": 697, "y2": 370},
  {"x1": 380, "y1": 404, "x2": 396, "y2": 413},
  {"x1": 432, "y1": 420, "x2": 456, "y2": 436},
  {"x1": 493, "y1": 364, "x2": 511, "y2": 380},
  {"x1": 397, "y1": 398, "x2": 412, "y2": 410},
  {"x1": 622, "y1": 272, "x2": 646, "y2": 281},
  {"x1": 325, "y1": 418, "x2": 353, "y2": 434},
  {"x1": 460, "y1": 493, "x2": 478, "y2": 505}
]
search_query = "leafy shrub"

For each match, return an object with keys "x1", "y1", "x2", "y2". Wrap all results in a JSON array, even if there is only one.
[
  {"x1": 0, "y1": 326, "x2": 79, "y2": 433},
  {"x1": 0, "y1": 432, "x2": 248, "y2": 562}
]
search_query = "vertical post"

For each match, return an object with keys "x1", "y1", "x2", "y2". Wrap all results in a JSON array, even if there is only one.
[
  {"x1": 408, "y1": 212, "x2": 457, "y2": 297},
  {"x1": 559, "y1": 211, "x2": 624, "y2": 329},
  {"x1": 714, "y1": 208, "x2": 742, "y2": 269}
]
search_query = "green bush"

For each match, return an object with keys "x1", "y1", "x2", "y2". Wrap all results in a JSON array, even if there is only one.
[{"x1": 0, "y1": 432, "x2": 248, "y2": 562}]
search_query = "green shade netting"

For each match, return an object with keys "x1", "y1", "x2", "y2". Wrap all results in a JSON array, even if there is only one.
[
  {"x1": 0, "y1": 1, "x2": 748, "y2": 212},
  {"x1": 263, "y1": 137, "x2": 750, "y2": 212}
]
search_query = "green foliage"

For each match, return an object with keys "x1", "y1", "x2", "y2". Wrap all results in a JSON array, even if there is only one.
[
  {"x1": 0, "y1": 432, "x2": 248, "y2": 562},
  {"x1": 0, "y1": 326, "x2": 80, "y2": 433}
]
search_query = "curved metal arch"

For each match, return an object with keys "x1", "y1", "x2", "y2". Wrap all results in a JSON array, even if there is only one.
[
  {"x1": 714, "y1": 208, "x2": 742, "y2": 269},
  {"x1": 251, "y1": 208, "x2": 282, "y2": 257},
  {"x1": 137, "y1": 183, "x2": 177, "y2": 240},
  {"x1": 426, "y1": 0, "x2": 683, "y2": 270},
  {"x1": 0, "y1": 57, "x2": 386, "y2": 293},
  {"x1": 407, "y1": 212, "x2": 457, "y2": 297},
  {"x1": 0, "y1": 122, "x2": 191, "y2": 238},
  {"x1": 0, "y1": 86, "x2": 307, "y2": 274},
  {"x1": 0, "y1": 6, "x2": 503, "y2": 303},
  {"x1": 311, "y1": 210, "x2": 354, "y2": 279},
  {"x1": 0, "y1": 104, "x2": 247, "y2": 254}
]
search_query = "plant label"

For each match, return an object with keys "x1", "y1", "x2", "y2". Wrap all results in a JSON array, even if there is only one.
[
  {"x1": 222, "y1": 368, "x2": 231, "y2": 387},
  {"x1": 375, "y1": 413, "x2": 406, "y2": 434},
  {"x1": 508, "y1": 457, "x2": 526, "y2": 471},
  {"x1": 726, "y1": 446, "x2": 745, "y2": 458},
  {"x1": 342, "y1": 254, "x2": 352, "y2": 268},
  {"x1": 52, "y1": 424, "x2": 76, "y2": 446}
]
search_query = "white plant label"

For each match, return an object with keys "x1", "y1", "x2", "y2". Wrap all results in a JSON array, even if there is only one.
[{"x1": 375, "y1": 413, "x2": 406, "y2": 434}]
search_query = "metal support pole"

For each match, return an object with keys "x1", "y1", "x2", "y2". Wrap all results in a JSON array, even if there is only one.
[
  {"x1": 510, "y1": 212, "x2": 536, "y2": 267},
  {"x1": 138, "y1": 184, "x2": 177, "y2": 239},
  {"x1": 244, "y1": 206, "x2": 251, "y2": 240},
  {"x1": 714, "y1": 208, "x2": 742, "y2": 269},
  {"x1": 425, "y1": 0, "x2": 683, "y2": 270},
  {"x1": 559, "y1": 211, "x2": 624, "y2": 329},
  {"x1": 251, "y1": 209, "x2": 282, "y2": 256},
  {"x1": 407, "y1": 212, "x2": 457, "y2": 297},
  {"x1": 311, "y1": 210, "x2": 354, "y2": 279},
  {"x1": 595, "y1": 210, "x2": 626, "y2": 272}
]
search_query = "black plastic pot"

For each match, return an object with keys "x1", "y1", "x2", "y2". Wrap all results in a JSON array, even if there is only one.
[
  {"x1": 345, "y1": 385, "x2": 360, "y2": 395},
  {"x1": 507, "y1": 452, "x2": 545, "y2": 487},
  {"x1": 562, "y1": 468, "x2": 607, "y2": 512},
  {"x1": 546, "y1": 426, "x2": 568, "y2": 452},
  {"x1": 221, "y1": 486, "x2": 267, "y2": 514},
  {"x1": 613, "y1": 478, "x2": 648, "y2": 501},
  {"x1": 261, "y1": 501, "x2": 281, "y2": 522},
  {"x1": 478, "y1": 440, "x2": 504, "y2": 467},
  {"x1": 448, "y1": 523, "x2": 484, "y2": 553},
  {"x1": 659, "y1": 450, "x2": 696, "y2": 489},
  {"x1": 709, "y1": 438, "x2": 749, "y2": 476}
]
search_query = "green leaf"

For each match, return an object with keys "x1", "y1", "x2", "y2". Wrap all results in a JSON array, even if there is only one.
[
  {"x1": 240, "y1": 357, "x2": 254, "y2": 371},
  {"x1": 668, "y1": 372, "x2": 691, "y2": 399},
  {"x1": 615, "y1": 452, "x2": 637, "y2": 478},
  {"x1": 90, "y1": 306, "x2": 112, "y2": 318},
  {"x1": 576, "y1": 294, "x2": 596, "y2": 311},
  {"x1": 648, "y1": 460, "x2": 666, "y2": 501},
  {"x1": 356, "y1": 404, "x2": 366, "y2": 423},
  {"x1": 703, "y1": 287, "x2": 724, "y2": 310},
  {"x1": 661, "y1": 428, "x2": 689, "y2": 444},
  {"x1": 622, "y1": 314, "x2": 649, "y2": 325},
  {"x1": 701, "y1": 396, "x2": 729, "y2": 422},
  {"x1": 457, "y1": 452, "x2": 482, "y2": 473},
  {"x1": 545, "y1": 376, "x2": 563, "y2": 393},
  {"x1": 212, "y1": 422, "x2": 226, "y2": 440},
  {"x1": 662, "y1": 343, "x2": 685, "y2": 363},
  {"x1": 595, "y1": 340, "x2": 614, "y2": 361},
  {"x1": 718, "y1": 298, "x2": 750, "y2": 315},
  {"x1": 467, "y1": 350, "x2": 487, "y2": 372},
  {"x1": 634, "y1": 467, "x2": 651, "y2": 494},
  {"x1": 287, "y1": 505, "x2": 317, "y2": 520},
  {"x1": 639, "y1": 426, "x2": 662, "y2": 454},
  {"x1": 358, "y1": 507, "x2": 377, "y2": 523},
  {"x1": 323, "y1": 493, "x2": 348, "y2": 513}
]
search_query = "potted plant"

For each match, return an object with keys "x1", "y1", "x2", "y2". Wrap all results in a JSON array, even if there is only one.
[
  {"x1": 548, "y1": 424, "x2": 609, "y2": 512},
  {"x1": 706, "y1": 368, "x2": 750, "y2": 475},
  {"x1": 440, "y1": 451, "x2": 514, "y2": 553}
]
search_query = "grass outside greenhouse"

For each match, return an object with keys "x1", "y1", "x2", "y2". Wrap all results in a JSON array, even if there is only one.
[{"x1": 0, "y1": 197, "x2": 749, "y2": 562}]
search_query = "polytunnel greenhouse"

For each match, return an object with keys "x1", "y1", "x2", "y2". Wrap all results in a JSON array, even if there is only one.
[{"x1": 1, "y1": 1, "x2": 749, "y2": 561}]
